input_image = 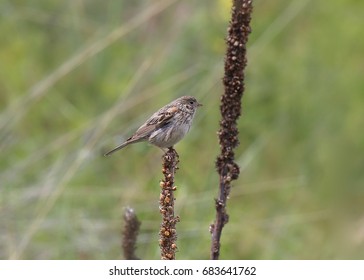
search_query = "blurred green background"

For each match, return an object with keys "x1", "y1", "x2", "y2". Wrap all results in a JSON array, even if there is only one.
[{"x1": 1, "y1": 0, "x2": 363, "y2": 259}]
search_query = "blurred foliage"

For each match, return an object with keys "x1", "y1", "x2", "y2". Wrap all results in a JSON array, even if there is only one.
[{"x1": 1, "y1": 0, "x2": 364, "y2": 259}]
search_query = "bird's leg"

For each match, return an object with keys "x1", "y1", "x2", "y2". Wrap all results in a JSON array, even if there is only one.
[{"x1": 158, "y1": 147, "x2": 168, "y2": 154}]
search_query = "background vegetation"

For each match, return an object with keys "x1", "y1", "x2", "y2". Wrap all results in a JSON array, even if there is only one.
[{"x1": 1, "y1": 0, "x2": 363, "y2": 259}]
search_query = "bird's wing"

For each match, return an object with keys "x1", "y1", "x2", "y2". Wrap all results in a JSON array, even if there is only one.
[{"x1": 132, "y1": 106, "x2": 177, "y2": 139}]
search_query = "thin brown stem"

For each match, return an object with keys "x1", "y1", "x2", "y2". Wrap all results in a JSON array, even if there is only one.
[{"x1": 211, "y1": 0, "x2": 253, "y2": 260}]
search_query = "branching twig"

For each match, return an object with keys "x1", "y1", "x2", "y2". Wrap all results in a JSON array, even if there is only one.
[
  {"x1": 211, "y1": 0, "x2": 253, "y2": 260},
  {"x1": 159, "y1": 148, "x2": 180, "y2": 260},
  {"x1": 122, "y1": 207, "x2": 141, "y2": 260}
]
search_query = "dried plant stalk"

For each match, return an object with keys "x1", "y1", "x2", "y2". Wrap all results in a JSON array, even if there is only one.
[
  {"x1": 159, "y1": 148, "x2": 180, "y2": 260},
  {"x1": 122, "y1": 207, "x2": 141, "y2": 260},
  {"x1": 211, "y1": 0, "x2": 253, "y2": 260}
]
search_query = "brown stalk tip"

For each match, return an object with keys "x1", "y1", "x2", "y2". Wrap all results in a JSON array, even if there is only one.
[{"x1": 122, "y1": 207, "x2": 141, "y2": 260}]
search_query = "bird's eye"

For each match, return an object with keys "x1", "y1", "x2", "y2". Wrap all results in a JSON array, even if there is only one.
[{"x1": 189, "y1": 101, "x2": 194, "y2": 105}]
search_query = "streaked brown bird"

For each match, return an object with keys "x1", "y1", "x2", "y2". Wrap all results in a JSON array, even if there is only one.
[{"x1": 104, "y1": 96, "x2": 202, "y2": 156}]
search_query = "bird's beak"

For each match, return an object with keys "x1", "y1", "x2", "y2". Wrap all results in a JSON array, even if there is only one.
[{"x1": 197, "y1": 102, "x2": 203, "y2": 107}]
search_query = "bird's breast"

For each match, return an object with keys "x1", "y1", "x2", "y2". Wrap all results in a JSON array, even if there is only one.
[{"x1": 148, "y1": 122, "x2": 190, "y2": 148}]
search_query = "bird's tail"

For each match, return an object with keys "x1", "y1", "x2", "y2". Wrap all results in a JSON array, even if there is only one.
[{"x1": 104, "y1": 141, "x2": 130, "y2": 156}]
